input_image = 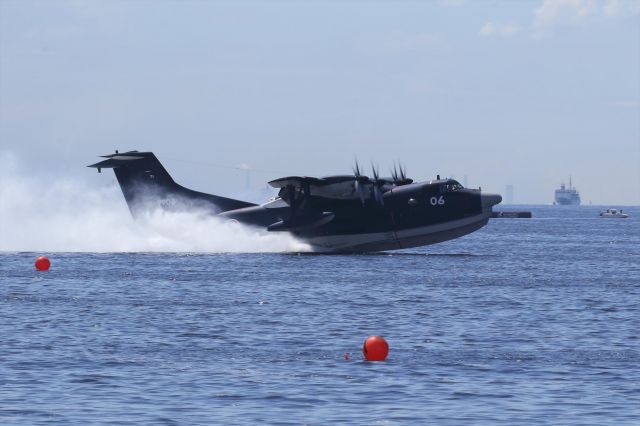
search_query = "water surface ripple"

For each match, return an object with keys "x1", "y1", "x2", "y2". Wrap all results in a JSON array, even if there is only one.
[{"x1": 1, "y1": 206, "x2": 639, "y2": 425}]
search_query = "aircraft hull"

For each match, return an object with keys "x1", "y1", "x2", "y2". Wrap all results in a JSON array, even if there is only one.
[{"x1": 305, "y1": 212, "x2": 491, "y2": 253}]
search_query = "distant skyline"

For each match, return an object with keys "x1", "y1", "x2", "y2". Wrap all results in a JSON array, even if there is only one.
[{"x1": 1, "y1": 0, "x2": 639, "y2": 204}]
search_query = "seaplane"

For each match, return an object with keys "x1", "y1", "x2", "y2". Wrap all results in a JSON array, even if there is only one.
[{"x1": 89, "y1": 151, "x2": 502, "y2": 252}]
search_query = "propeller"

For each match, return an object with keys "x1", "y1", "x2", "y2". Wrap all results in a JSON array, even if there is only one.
[
  {"x1": 353, "y1": 160, "x2": 363, "y2": 179},
  {"x1": 280, "y1": 184, "x2": 298, "y2": 217},
  {"x1": 391, "y1": 163, "x2": 413, "y2": 185},
  {"x1": 371, "y1": 163, "x2": 385, "y2": 207},
  {"x1": 352, "y1": 160, "x2": 408, "y2": 207},
  {"x1": 280, "y1": 182, "x2": 311, "y2": 219},
  {"x1": 353, "y1": 160, "x2": 370, "y2": 205},
  {"x1": 391, "y1": 165, "x2": 398, "y2": 182}
]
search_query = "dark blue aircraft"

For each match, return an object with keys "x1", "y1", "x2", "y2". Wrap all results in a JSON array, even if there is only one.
[{"x1": 89, "y1": 151, "x2": 502, "y2": 252}]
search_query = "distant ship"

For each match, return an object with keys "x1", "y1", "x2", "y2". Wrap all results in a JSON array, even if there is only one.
[{"x1": 554, "y1": 177, "x2": 581, "y2": 205}]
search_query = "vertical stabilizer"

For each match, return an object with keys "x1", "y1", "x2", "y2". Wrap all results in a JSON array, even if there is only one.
[{"x1": 88, "y1": 151, "x2": 256, "y2": 217}]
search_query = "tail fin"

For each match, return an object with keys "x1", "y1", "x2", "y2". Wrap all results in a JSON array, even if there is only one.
[{"x1": 88, "y1": 151, "x2": 256, "y2": 217}]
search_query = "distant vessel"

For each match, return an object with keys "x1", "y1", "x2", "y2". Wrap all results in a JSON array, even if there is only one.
[
  {"x1": 554, "y1": 177, "x2": 580, "y2": 205},
  {"x1": 599, "y1": 208, "x2": 628, "y2": 218}
]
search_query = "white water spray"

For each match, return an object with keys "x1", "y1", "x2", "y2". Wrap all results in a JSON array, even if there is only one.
[{"x1": 0, "y1": 152, "x2": 310, "y2": 253}]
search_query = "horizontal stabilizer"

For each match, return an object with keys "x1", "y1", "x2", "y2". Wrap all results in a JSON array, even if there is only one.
[{"x1": 87, "y1": 151, "x2": 149, "y2": 171}]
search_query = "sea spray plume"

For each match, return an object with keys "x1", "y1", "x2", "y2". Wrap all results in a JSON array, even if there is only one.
[
  {"x1": 136, "y1": 207, "x2": 310, "y2": 253},
  {"x1": 0, "y1": 151, "x2": 310, "y2": 253}
]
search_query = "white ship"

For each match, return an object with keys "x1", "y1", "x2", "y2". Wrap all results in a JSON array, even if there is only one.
[{"x1": 554, "y1": 177, "x2": 580, "y2": 206}]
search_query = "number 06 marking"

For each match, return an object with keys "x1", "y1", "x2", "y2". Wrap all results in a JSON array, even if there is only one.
[{"x1": 430, "y1": 196, "x2": 445, "y2": 206}]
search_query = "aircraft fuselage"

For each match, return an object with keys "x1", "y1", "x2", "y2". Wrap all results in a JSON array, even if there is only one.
[
  {"x1": 89, "y1": 151, "x2": 502, "y2": 253},
  {"x1": 221, "y1": 180, "x2": 500, "y2": 252}
]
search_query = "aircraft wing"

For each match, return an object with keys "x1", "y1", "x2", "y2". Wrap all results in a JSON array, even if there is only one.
[
  {"x1": 268, "y1": 176, "x2": 325, "y2": 188},
  {"x1": 268, "y1": 175, "x2": 355, "y2": 189}
]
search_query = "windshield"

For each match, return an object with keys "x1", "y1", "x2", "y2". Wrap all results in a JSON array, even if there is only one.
[{"x1": 440, "y1": 180, "x2": 464, "y2": 193}]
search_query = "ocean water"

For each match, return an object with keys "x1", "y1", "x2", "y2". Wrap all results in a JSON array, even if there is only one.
[{"x1": 1, "y1": 205, "x2": 639, "y2": 425}]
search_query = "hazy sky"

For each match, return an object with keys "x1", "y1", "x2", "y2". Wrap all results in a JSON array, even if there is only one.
[{"x1": 1, "y1": 0, "x2": 639, "y2": 204}]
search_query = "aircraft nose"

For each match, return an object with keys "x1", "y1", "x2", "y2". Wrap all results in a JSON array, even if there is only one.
[{"x1": 481, "y1": 193, "x2": 502, "y2": 210}]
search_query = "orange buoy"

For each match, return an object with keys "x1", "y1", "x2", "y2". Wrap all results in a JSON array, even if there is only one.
[
  {"x1": 35, "y1": 256, "x2": 50, "y2": 271},
  {"x1": 362, "y1": 335, "x2": 389, "y2": 361}
]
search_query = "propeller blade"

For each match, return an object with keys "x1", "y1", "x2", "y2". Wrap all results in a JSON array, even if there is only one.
[
  {"x1": 353, "y1": 160, "x2": 362, "y2": 177},
  {"x1": 283, "y1": 185, "x2": 297, "y2": 218},
  {"x1": 373, "y1": 185, "x2": 384, "y2": 206},
  {"x1": 391, "y1": 164, "x2": 399, "y2": 182},
  {"x1": 354, "y1": 180, "x2": 367, "y2": 205},
  {"x1": 390, "y1": 162, "x2": 412, "y2": 185},
  {"x1": 369, "y1": 163, "x2": 385, "y2": 206},
  {"x1": 353, "y1": 160, "x2": 370, "y2": 205},
  {"x1": 400, "y1": 163, "x2": 407, "y2": 181},
  {"x1": 371, "y1": 163, "x2": 379, "y2": 181}
]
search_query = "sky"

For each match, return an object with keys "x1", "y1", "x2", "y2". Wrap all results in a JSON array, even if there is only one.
[{"x1": 1, "y1": 0, "x2": 639, "y2": 205}]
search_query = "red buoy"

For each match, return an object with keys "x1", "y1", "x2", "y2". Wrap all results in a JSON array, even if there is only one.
[
  {"x1": 362, "y1": 335, "x2": 389, "y2": 361},
  {"x1": 35, "y1": 256, "x2": 50, "y2": 271}
]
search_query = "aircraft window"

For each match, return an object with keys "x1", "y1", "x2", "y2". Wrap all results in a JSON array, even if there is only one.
[{"x1": 440, "y1": 182, "x2": 463, "y2": 193}]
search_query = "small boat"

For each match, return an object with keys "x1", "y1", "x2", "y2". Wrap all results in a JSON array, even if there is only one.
[{"x1": 599, "y1": 208, "x2": 628, "y2": 218}]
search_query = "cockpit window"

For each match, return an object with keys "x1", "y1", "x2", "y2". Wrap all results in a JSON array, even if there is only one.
[{"x1": 439, "y1": 180, "x2": 464, "y2": 193}]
